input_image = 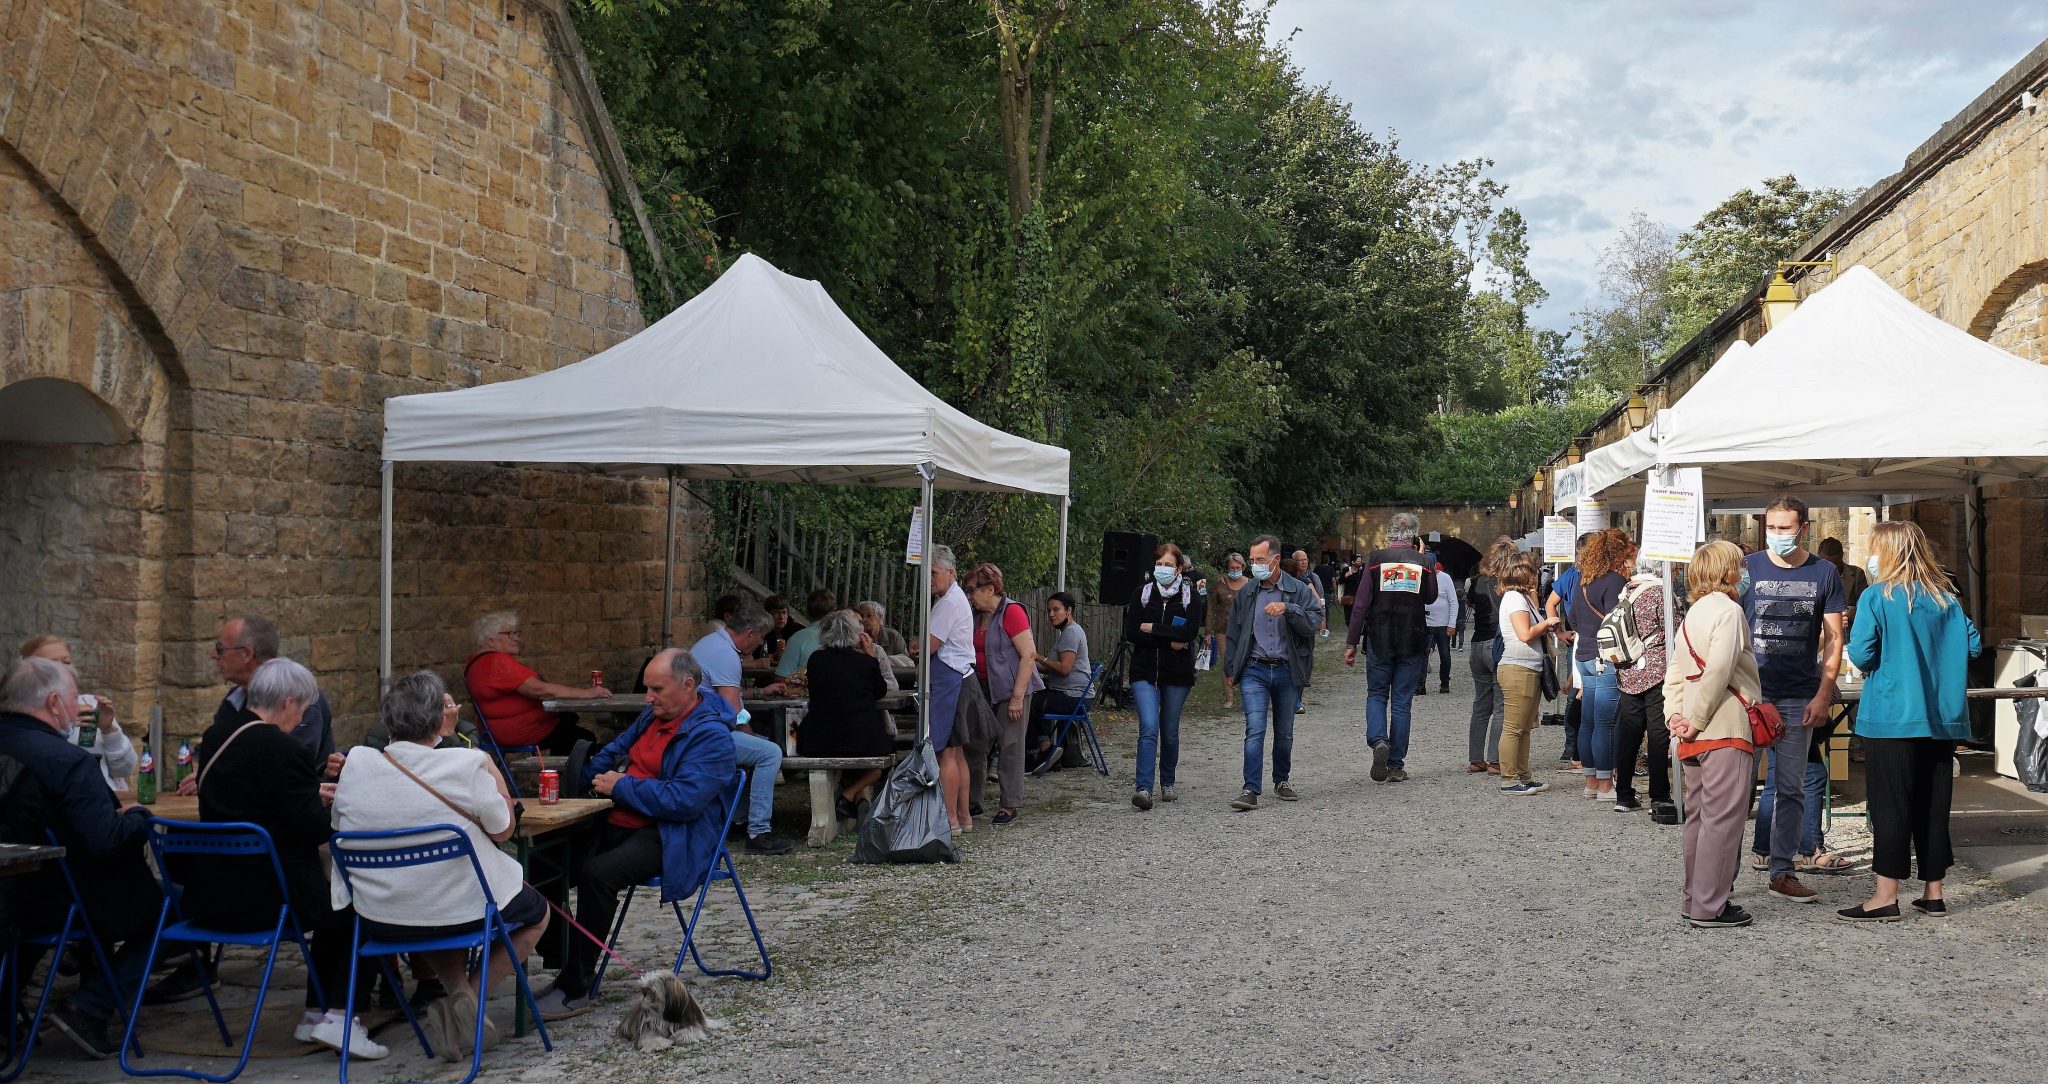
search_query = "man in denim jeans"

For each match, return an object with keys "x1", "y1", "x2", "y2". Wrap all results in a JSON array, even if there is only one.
[
  {"x1": 1740, "y1": 496, "x2": 1846, "y2": 903},
  {"x1": 690, "y1": 604, "x2": 797, "y2": 855},
  {"x1": 1221, "y1": 534, "x2": 1323, "y2": 811},
  {"x1": 1344, "y1": 512, "x2": 1439, "y2": 782}
]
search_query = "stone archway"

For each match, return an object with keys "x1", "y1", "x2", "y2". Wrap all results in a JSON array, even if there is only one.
[{"x1": 1967, "y1": 260, "x2": 2048, "y2": 361}]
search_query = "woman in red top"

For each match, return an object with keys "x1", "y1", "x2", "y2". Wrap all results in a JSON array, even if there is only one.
[{"x1": 463, "y1": 610, "x2": 607, "y2": 755}]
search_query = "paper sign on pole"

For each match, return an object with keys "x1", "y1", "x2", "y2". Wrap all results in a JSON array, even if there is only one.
[
  {"x1": 1649, "y1": 464, "x2": 1707, "y2": 542},
  {"x1": 1639, "y1": 486, "x2": 1703, "y2": 562},
  {"x1": 1576, "y1": 496, "x2": 1609, "y2": 533},
  {"x1": 1542, "y1": 516, "x2": 1576, "y2": 563},
  {"x1": 905, "y1": 506, "x2": 925, "y2": 566}
]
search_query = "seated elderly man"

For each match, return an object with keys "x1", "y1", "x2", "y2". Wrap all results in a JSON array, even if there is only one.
[
  {"x1": 533, "y1": 649, "x2": 737, "y2": 1020},
  {"x1": 0, "y1": 656, "x2": 160, "y2": 1058},
  {"x1": 855, "y1": 602, "x2": 913, "y2": 667},
  {"x1": 773, "y1": 588, "x2": 840, "y2": 678},
  {"x1": 463, "y1": 610, "x2": 606, "y2": 756},
  {"x1": 692, "y1": 606, "x2": 796, "y2": 855}
]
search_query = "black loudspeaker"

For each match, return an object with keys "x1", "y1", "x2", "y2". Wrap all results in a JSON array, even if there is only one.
[{"x1": 1099, "y1": 531, "x2": 1158, "y2": 604}]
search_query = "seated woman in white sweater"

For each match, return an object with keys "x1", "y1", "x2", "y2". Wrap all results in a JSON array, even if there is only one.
[{"x1": 330, "y1": 671, "x2": 550, "y2": 1060}]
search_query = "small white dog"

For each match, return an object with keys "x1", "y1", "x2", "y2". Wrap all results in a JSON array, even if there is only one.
[{"x1": 614, "y1": 971, "x2": 724, "y2": 1052}]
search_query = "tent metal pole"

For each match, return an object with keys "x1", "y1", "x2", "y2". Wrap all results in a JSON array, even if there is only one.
[
  {"x1": 379, "y1": 460, "x2": 394, "y2": 694},
  {"x1": 917, "y1": 464, "x2": 935, "y2": 744},
  {"x1": 1963, "y1": 486, "x2": 1986, "y2": 626},
  {"x1": 1663, "y1": 558, "x2": 1681, "y2": 821},
  {"x1": 1056, "y1": 494, "x2": 1070, "y2": 593},
  {"x1": 661, "y1": 467, "x2": 679, "y2": 644}
]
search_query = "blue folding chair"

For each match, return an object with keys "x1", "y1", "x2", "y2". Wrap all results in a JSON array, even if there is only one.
[
  {"x1": 0, "y1": 831, "x2": 144, "y2": 1078},
  {"x1": 465, "y1": 676, "x2": 538, "y2": 798},
  {"x1": 588, "y1": 769, "x2": 770, "y2": 998},
  {"x1": 119, "y1": 820, "x2": 327, "y2": 1082},
  {"x1": 329, "y1": 825, "x2": 552, "y2": 1084},
  {"x1": 1033, "y1": 664, "x2": 1110, "y2": 778}
]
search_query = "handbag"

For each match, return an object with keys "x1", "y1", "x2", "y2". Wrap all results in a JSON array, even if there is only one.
[{"x1": 1680, "y1": 625, "x2": 1785, "y2": 748}]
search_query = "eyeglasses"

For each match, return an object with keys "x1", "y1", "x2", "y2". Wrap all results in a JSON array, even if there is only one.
[
  {"x1": 495, "y1": 628, "x2": 523, "y2": 638},
  {"x1": 210, "y1": 642, "x2": 249, "y2": 658}
]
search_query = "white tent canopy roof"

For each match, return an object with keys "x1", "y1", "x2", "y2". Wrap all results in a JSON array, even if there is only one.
[
  {"x1": 382, "y1": 252, "x2": 1070, "y2": 496},
  {"x1": 1559, "y1": 265, "x2": 2048, "y2": 510}
]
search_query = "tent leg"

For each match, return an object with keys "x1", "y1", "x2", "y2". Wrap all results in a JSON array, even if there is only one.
[
  {"x1": 1056, "y1": 495, "x2": 1069, "y2": 594},
  {"x1": 1663, "y1": 559, "x2": 1681, "y2": 822},
  {"x1": 1964, "y1": 486, "x2": 1986, "y2": 627},
  {"x1": 917, "y1": 465, "x2": 935, "y2": 744},
  {"x1": 662, "y1": 467, "x2": 679, "y2": 644},
  {"x1": 379, "y1": 461, "x2": 394, "y2": 695}
]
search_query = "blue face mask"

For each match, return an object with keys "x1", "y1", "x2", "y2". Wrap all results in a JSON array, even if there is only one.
[
  {"x1": 1738, "y1": 569, "x2": 1752, "y2": 596},
  {"x1": 1766, "y1": 532, "x2": 1799, "y2": 557},
  {"x1": 1249, "y1": 562, "x2": 1272, "y2": 582},
  {"x1": 1866, "y1": 555, "x2": 1881, "y2": 579},
  {"x1": 1226, "y1": 568, "x2": 1245, "y2": 581},
  {"x1": 1153, "y1": 565, "x2": 1177, "y2": 587}
]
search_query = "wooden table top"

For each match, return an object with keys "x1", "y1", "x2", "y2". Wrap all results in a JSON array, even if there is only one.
[
  {"x1": 545, "y1": 692, "x2": 916, "y2": 714},
  {"x1": 0, "y1": 841, "x2": 64, "y2": 869},
  {"x1": 516, "y1": 797, "x2": 612, "y2": 837},
  {"x1": 143, "y1": 792, "x2": 610, "y2": 838}
]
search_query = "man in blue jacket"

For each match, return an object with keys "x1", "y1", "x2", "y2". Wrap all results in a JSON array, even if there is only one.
[
  {"x1": 534, "y1": 648, "x2": 738, "y2": 1019},
  {"x1": 0, "y1": 657, "x2": 159, "y2": 1057}
]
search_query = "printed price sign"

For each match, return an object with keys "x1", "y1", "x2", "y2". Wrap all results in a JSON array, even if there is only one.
[
  {"x1": 1543, "y1": 516, "x2": 1576, "y2": 564},
  {"x1": 905, "y1": 506, "x2": 925, "y2": 566}
]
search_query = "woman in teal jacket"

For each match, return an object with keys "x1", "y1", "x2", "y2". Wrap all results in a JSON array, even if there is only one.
[{"x1": 1837, "y1": 521, "x2": 1982, "y2": 922}]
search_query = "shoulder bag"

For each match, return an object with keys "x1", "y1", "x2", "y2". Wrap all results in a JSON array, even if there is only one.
[{"x1": 1680, "y1": 624, "x2": 1784, "y2": 747}]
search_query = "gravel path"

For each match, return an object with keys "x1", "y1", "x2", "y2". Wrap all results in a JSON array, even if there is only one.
[{"x1": 34, "y1": 638, "x2": 2048, "y2": 1081}]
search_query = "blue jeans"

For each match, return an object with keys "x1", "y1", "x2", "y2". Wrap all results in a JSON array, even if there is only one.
[
  {"x1": 1758, "y1": 698, "x2": 1814, "y2": 874},
  {"x1": 1574, "y1": 657, "x2": 1619, "y2": 780},
  {"x1": 1428, "y1": 627, "x2": 1453, "y2": 687},
  {"x1": 731, "y1": 730, "x2": 781, "y2": 837},
  {"x1": 1365, "y1": 650, "x2": 1425, "y2": 768},
  {"x1": 1239, "y1": 661, "x2": 1297, "y2": 794},
  {"x1": 1754, "y1": 754, "x2": 1826, "y2": 858},
  {"x1": 1132, "y1": 680, "x2": 1191, "y2": 792}
]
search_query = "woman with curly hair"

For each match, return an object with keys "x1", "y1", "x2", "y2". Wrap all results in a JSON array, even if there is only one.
[{"x1": 1567, "y1": 528, "x2": 1636, "y2": 803}]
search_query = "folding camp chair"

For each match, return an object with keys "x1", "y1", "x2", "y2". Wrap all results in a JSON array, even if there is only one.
[
  {"x1": 0, "y1": 832, "x2": 143, "y2": 1079},
  {"x1": 329, "y1": 825, "x2": 553, "y2": 1084},
  {"x1": 589, "y1": 769, "x2": 770, "y2": 998},
  {"x1": 1033, "y1": 664, "x2": 1110, "y2": 779},
  {"x1": 120, "y1": 821, "x2": 327, "y2": 1082},
  {"x1": 465, "y1": 675, "x2": 539, "y2": 798}
]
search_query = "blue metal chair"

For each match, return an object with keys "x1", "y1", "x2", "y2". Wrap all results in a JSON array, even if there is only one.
[
  {"x1": 0, "y1": 831, "x2": 144, "y2": 1078},
  {"x1": 464, "y1": 675, "x2": 539, "y2": 798},
  {"x1": 119, "y1": 820, "x2": 327, "y2": 1082},
  {"x1": 329, "y1": 825, "x2": 552, "y2": 1084},
  {"x1": 1033, "y1": 664, "x2": 1110, "y2": 778},
  {"x1": 588, "y1": 769, "x2": 770, "y2": 998}
]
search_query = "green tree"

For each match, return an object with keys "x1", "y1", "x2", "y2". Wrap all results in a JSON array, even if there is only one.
[{"x1": 1664, "y1": 174, "x2": 1859, "y2": 344}]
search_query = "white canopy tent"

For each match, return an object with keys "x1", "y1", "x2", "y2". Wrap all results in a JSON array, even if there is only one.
[
  {"x1": 1558, "y1": 266, "x2": 2048, "y2": 513},
  {"x1": 378, "y1": 253, "x2": 1073, "y2": 740}
]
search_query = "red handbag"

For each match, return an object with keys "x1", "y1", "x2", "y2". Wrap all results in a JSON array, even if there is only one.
[{"x1": 1681, "y1": 625, "x2": 1785, "y2": 748}]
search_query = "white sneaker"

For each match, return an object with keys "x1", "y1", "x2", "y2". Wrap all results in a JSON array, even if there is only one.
[
  {"x1": 293, "y1": 1015, "x2": 322, "y2": 1044},
  {"x1": 1159, "y1": 785, "x2": 1178, "y2": 802},
  {"x1": 310, "y1": 1015, "x2": 389, "y2": 1060}
]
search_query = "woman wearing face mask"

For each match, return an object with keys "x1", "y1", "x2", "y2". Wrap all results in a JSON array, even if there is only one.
[
  {"x1": 1836, "y1": 522, "x2": 1982, "y2": 922},
  {"x1": 1031, "y1": 592, "x2": 1092, "y2": 771},
  {"x1": 1125, "y1": 542, "x2": 1206, "y2": 809},
  {"x1": 1209, "y1": 553, "x2": 1248, "y2": 708}
]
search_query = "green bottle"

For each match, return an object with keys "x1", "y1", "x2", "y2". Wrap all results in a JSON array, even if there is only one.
[{"x1": 137, "y1": 749, "x2": 157, "y2": 805}]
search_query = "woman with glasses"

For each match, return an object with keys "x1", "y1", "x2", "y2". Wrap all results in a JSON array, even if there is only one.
[{"x1": 463, "y1": 610, "x2": 607, "y2": 756}]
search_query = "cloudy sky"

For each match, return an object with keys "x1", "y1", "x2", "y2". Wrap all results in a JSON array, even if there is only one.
[{"x1": 1268, "y1": 1, "x2": 2048, "y2": 331}]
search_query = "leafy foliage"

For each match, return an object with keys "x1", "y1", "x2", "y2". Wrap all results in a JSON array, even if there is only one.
[
  {"x1": 1393, "y1": 400, "x2": 1607, "y2": 505},
  {"x1": 1664, "y1": 174, "x2": 1858, "y2": 345}
]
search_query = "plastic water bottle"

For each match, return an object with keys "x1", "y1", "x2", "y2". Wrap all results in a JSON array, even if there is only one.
[{"x1": 137, "y1": 749, "x2": 157, "y2": 805}]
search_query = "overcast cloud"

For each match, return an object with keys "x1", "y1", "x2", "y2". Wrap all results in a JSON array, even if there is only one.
[{"x1": 1269, "y1": 1, "x2": 2048, "y2": 330}]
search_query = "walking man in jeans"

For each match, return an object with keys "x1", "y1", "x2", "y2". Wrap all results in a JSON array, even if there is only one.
[
  {"x1": 1741, "y1": 496, "x2": 1846, "y2": 903},
  {"x1": 1222, "y1": 534, "x2": 1323, "y2": 811},
  {"x1": 1344, "y1": 512, "x2": 1438, "y2": 782}
]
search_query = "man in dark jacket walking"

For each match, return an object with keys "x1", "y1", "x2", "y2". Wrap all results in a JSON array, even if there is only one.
[
  {"x1": 1344, "y1": 512, "x2": 1439, "y2": 782},
  {"x1": 0, "y1": 656, "x2": 159, "y2": 1058},
  {"x1": 1222, "y1": 534, "x2": 1324, "y2": 811}
]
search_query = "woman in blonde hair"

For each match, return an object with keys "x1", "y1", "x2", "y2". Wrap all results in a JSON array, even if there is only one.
[
  {"x1": 1836, "y1": 521, "x2": 1982, "y2": 922},
  {"x1": 1666, "y1": 540, "x2": 1762, "y2": 928}
]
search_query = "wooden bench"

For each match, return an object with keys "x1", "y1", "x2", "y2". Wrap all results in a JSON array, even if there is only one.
[{"x1": 782, "y1": 754, "x2": 901, "y2": 847}]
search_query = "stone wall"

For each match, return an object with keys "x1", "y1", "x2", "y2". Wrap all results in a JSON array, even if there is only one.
[
  {"x1": 0, "y1": 0, "x2": 700, "y2": 742},
  {"x1": 1517, "y1": 41, "x2": 2048, "y2": 644}
]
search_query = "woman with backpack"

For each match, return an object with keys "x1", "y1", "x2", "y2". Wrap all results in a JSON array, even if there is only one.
[
  {"x1": 1125, "y1": 542, "x2": 1205, "y2": 810},
  {"x1": 1609, "y1": 556, "x2": 1680, "y2": 818},
  {"x1": 1836, "y1": 521, "x2": 1982, "y2": 922},
  {"x1": 1569, "y1": 528, "x2": 1635, "y2": 803}
]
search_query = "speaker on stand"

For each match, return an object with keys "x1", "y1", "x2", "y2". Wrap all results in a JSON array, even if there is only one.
[{"x1": 1098, "y1": 530, "x2": 1159, "y2": 605}]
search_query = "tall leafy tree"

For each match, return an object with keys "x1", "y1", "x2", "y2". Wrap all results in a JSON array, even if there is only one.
[{"x1": 1663, "y1": 173, "x2": 1858, "y2": 344}]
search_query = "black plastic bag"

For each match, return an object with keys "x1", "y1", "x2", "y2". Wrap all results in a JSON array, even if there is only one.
[
  {"x1": 2014, "y1": 673, "x2": 2048, "y2": 792},
  {"x1": 851, "y1": 741, "x2": 959, "y2": 864}
]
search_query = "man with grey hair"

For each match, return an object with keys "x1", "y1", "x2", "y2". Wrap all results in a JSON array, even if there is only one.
[
  {"x1": 182, "y1": 614, "x2": 334, "y2": 798},
  {"x1": 0, "y1": 656, "x2": 159, "y2": 1057},
  {"x1": 1344, "y1": 512, "x2": 1439, "y2": 783},
  {"x1": 689, "y1": 605, "x2": 795, "y2": 855},
  {"x1": 535, "y1": 648, "x2": 738, "y2": 1019},
  {"x1": 924, "y1": 543, "x2": 978, "y2": 829},
  {"x1": 855, "y1": 601, "x2": 911, "y2": 665}
]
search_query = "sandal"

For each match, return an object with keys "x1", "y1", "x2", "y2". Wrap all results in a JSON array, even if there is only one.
[
  {"x1": 1804, "y1": 851, "x2": 1856, "y2": 875},
  {"x1": 1466, "y1": 762, "x2": 1488, "y2": 774},
  {"x1": 1750, "y1": 854, "x2": 1769, "y2": 872},
  {"x1": 1486, "y1": 763, "x2": 1502, "y2": 775}
]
